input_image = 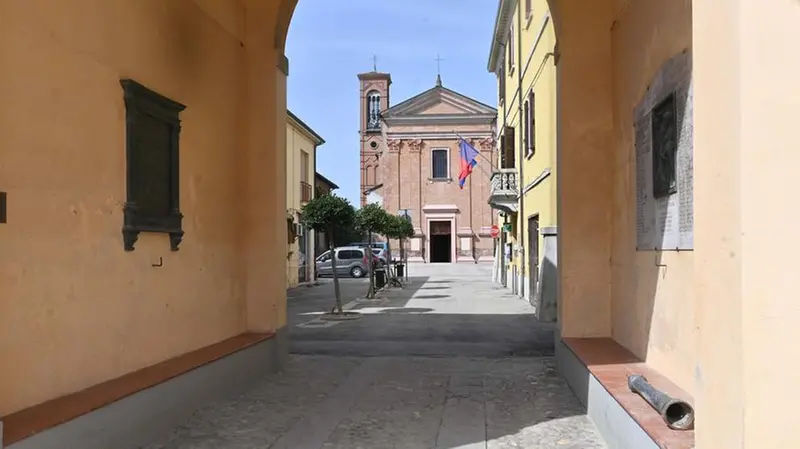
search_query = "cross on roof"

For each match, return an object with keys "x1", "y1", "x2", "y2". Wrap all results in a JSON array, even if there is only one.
[
  {"x1": 372, "y1": 55, "x2": 378, "y2": 72},
  {"x1": 435, "y1": 54, "x2": 444, "y2": 86}
]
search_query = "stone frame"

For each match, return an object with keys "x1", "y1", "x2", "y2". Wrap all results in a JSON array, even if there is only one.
[
  {"x1": 120, "y1": 79, "x2": 186, "y2": 252},
  {"x1": 634, "y1": 49, "x2": 694, "y2": 251}
]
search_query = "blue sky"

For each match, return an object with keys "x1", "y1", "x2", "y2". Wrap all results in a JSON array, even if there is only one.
[{"x1": 286, "y1": 0, "x2": 498, "y2": 206}]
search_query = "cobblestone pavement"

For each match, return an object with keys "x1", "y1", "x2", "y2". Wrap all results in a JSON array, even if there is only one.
[
  {"x1": 288, "y1": 264, "x2": 556, "y2": 358},
  {"x1": 143, "y1": 264, "x2": 606, "y2": 449}
]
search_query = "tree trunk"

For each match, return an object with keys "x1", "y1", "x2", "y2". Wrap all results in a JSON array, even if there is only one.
[
  {"x1": 329, "y1": 236, "x2": 343, "y2": 314},
  {"x1": 404, "y1": 237, "x2": 409, "y2": 282},
  {"x1": 386, "y1": 239, "x2": 395, "y2": 279},
  {"x1": 366, "y1": 231, "x2": 375, "y2": 299}
]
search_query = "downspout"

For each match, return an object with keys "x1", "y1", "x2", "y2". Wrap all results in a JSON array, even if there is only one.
[
  {"x1": 516, "y1": 0, "x2": 526, "y2": 298},
  {"x1": 312, "y1": 143, "x2": 318, "y2": 280},
  {"x1": 397, "y1": 146, "x2": 401, "y2": 263},
  {"x1": 469, "y1": 174, "x2": 475, "y2": 263},
  {"x1": 419, "y1": 142, "x2": 423, "y2": 262},
  {"x1": 500, "y1": 52, "x2": 508, "y2": 288}
]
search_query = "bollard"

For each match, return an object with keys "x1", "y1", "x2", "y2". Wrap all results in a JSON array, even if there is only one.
[{"x1": 627, "y1": 374, "x2": 695, "y2": 430}]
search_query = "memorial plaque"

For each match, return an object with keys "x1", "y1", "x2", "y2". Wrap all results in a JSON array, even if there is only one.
[{"x1": 635, "y1": 50, "x2": 694, "y2": 251}]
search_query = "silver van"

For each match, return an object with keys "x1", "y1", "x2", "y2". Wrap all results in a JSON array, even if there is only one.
[{"x1": 315, "y1": 246, "x2": 379, "y2": 278}]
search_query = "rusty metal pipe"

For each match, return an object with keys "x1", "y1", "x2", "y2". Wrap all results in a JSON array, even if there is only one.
[{"x1": 628, "y1": 374, "x2": 695, "y2": 430}]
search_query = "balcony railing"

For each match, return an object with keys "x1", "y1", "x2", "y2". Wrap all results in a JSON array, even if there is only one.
[
  {"x1": 488, "y1": 168, "x2": 519, "y2": 214},
  {"x1": 300, "y1": 181, "x2": 313, "y2": 203}
]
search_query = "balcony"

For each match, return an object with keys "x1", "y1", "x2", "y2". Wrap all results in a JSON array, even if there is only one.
[
  {"x1": 300, "y1": 181, "x2": 313, "y2": 204},
  {"x1": 488, "y1": 168, "x2": 518, "y2": 214}
]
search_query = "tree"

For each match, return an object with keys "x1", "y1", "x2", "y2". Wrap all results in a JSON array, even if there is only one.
[
  {"x1": 300, "y1": 194, "x2": 356, "y2": 314},
  {"x1": 384, "y1": 214, "x2": 414, "y2": 284},
  {"x1": 355, "y1": 203, "x2": 391, "y2": 298}
]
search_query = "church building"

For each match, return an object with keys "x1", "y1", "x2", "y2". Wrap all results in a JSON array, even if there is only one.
[{"x1": 358, "y1": 71, "x2": 497, "y2": 263}]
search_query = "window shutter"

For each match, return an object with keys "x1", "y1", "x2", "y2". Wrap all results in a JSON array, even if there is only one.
[
  {"x1": 526, "y1": 92, "x2": 536, "y2": 157},
  {"x1": 503, "y1": 126, "x2": 516, "y2": 168},
  {"x1": 523, "y1": 100, "x2": 530, "y2": 156}
]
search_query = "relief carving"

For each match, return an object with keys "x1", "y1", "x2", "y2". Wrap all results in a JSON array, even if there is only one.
[
  {"x1": 476, "y1": 137, "x2": 496, "y2": 151},
  {"x1": 405, "y1": 139, "x2": 424, "y2": 153},
  {"x1": 387, "y1": 139, "x2": 403, "y2": 153}
]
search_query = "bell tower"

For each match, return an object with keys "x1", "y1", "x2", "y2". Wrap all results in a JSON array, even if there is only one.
[{"x1": 357, "y1": 70, "x2": 391, "y2": 206}]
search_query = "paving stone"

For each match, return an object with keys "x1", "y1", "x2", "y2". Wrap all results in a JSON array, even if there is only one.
[{"x1": 142, "y1": 265, "x2": 606, "y2": 449}]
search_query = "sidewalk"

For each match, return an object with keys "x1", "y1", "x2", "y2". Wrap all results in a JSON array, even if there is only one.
[
  {"x1": 144, "y1": 355, "x2": 605, "y2": 449},
  {"x1": 143, "y1": 264, "x2": 606, "y2": 448}
]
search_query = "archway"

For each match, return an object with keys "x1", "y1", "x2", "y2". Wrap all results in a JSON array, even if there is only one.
[
  {"x1": 267, "y1": 1, "x2": 799, "y2": 448},
  {"x1": 272, "y1": 0, "x2": 618, "y2": 340},
  {"x1": 6, "y1": 1, "x2": 799, "y2": 448}
]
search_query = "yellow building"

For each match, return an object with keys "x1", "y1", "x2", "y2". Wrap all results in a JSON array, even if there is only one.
[
  {"x1": 1, "y1": 1, "x2": 799, "y2": 448},
  {"x1": 488, "y1": 0, "x2": 558, "y2": 322},
  {"x1": 286, "y1": 110, "x2": 325, "y2": 287}
]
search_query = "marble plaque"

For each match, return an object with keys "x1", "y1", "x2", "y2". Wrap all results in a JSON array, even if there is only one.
[{"x1": 634, "y1": 50, "x2": 694, "y2": 251}]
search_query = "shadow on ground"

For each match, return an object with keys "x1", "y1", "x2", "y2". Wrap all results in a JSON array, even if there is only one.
[
  {"x1": 142, "y1": 266, "x2": 606, "y2": 449},
  {"x1": 288, "y1": 273, "x2": 556, "y2": 358},
  {"x1": 144, "y1": 355, "x2": 605, "y2": 449}
]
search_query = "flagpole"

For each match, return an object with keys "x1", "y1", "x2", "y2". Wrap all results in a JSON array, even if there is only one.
[
  {"x1": 472, "y1": 156, "x2": 494, "y2": 179},
  {"x1": 454, "y1": 131, "x2": 494, "y2": 181},
  {"x1": 452, "y1": 130, "x2": 498, "y2": 170}
]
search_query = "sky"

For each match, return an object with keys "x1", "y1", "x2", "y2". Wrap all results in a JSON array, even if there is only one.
[{"x1": 286, "y1": 0, "x2": 499, "y2": 207}]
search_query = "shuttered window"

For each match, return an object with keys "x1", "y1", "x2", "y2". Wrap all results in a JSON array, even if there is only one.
[{"x1": 525, "y1": 91, "x2": 536, "y2": 157}]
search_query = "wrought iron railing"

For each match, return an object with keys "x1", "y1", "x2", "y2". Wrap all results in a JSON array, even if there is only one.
[{"x1": 300, "y1": 181, "x2": 313, "y2": 203}]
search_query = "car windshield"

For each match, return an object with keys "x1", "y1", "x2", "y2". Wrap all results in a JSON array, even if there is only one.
[{"x1": 316, "y1": 251, "x2": 330, "y2": 261}]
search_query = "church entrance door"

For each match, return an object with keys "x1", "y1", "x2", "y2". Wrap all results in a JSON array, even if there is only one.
[{"x1": 429, "y1": 220, "x2": 452, "y2": 263}]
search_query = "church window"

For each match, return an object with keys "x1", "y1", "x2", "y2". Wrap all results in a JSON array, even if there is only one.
[
  {"x1": 366, "y1": 90, "x2": 381, "y2": 131},
  {"x1": 431, "y1": 148, "x2": 449, "y2": 180},
  {"x1": 366, "y1": 165, "x2": 377, "y2": 185},
  {"x1": 651, "y1": 93, "x2": 678, "y2": 198},
  {"x1": 120, "y1": 78, "x2": 185, "y2": 252}
]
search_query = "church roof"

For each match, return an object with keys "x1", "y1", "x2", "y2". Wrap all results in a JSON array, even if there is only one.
[{"x1": 381, "y1": 84, "x2": 497, "y2": 127}]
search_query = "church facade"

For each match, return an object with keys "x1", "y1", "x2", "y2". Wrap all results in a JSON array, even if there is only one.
[{"x1": 358, "y1": 72, "x2": 497, "y2": 263}]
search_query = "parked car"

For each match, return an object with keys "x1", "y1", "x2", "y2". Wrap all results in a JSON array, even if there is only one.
[
  {"x1": 350, "y1": 241, "x2": 392, "y2": 264},
  {"x1": 316, "y1": 246, "x2": 381, "y2": 278},
  {"x1": 350, "y1": 241, "x2": 389, "y2": 251}
]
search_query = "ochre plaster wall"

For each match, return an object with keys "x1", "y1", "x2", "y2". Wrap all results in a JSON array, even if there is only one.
[
  {"x1": 693, "y1": 1, "x2": 800, "y2": 447},
  {"x1": 0, "y1": 0, "x2": 286, "y2": 416},
  {"x1": 608, "y1": 0, "x2": 695, "y2": 393},
  {"x1": 554, "y1": 0, "x2": 615, "y2": 338}
]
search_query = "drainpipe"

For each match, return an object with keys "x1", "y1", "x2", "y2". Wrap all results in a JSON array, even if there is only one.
[
  {"x1": 499, "y1": 51, "x2": 508, "y2": 288},
  {"x1": 311, "y1": 143, "x2": 317, "y2": 281},
  {"x1": 516, "y1": 0, "x2": 526, "y2": 298}
]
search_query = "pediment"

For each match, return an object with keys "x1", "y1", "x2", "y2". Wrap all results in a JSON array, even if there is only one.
[{"x1": 383, "y1": 86, "x2": 496, "y2": 119}]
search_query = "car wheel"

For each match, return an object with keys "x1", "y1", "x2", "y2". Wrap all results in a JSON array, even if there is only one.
[{"x1": 350, "y1": 266, "x2": 365, "y2": 278}]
